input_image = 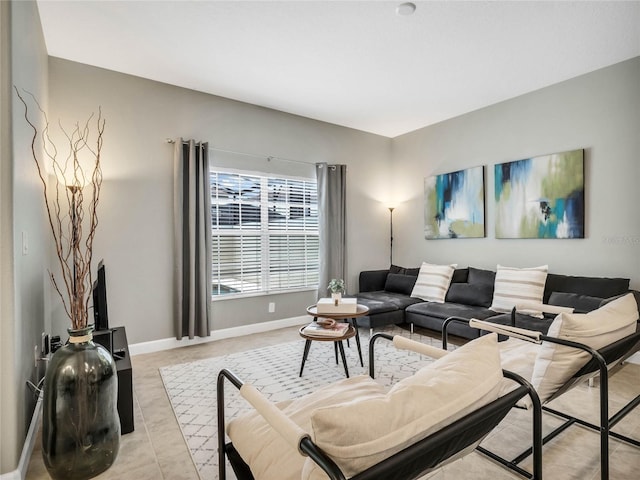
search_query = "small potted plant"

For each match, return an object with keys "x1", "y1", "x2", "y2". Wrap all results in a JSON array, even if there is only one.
[{"x1": 327, "y1": 278, "x2": 345, "y2": 301}]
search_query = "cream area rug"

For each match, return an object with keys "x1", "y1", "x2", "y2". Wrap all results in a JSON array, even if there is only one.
[{"x1": 159, "y1": 326, "x2": 443, "y2": 479}]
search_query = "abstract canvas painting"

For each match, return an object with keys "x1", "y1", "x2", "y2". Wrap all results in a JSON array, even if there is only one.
[
  {"x1": 494, "y1": 149, "x2": 584, "y2": 239},
  {"x1": 424, "y1": 165, "x2": 485, "y2": 239}
]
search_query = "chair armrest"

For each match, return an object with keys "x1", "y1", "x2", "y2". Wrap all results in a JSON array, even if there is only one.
[
  {"x1": 369, "y1": 333, "x2": 448, "y2": 378},
  {"x1": 239, "y1": 383, "x2": 310, "y2": 455},
  {"x1": 469, "y1": 318, "x2": 542, "y2": 344},
  {"x1": 516, "y1": 301, "x2": 574, "y2": 315},
  {"x1": 392, "y1": 335, "x2": 448, "y2": 359}
]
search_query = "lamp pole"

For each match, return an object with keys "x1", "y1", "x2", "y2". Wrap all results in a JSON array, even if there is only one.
[{"x1": 389, "y1": 207, "x2": 395, "y2": 266}]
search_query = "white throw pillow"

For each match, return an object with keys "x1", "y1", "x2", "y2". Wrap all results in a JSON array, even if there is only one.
[
  {"x1": 302, "y1": 334, "x2": 503, "y2": 479},
  {"x1": 227, "y1": 375, "x2": 386, "y2": 480},
  {"x1": 490, "y1": 264, "x2": 548, "y2": 318},
  {"x1": 531, "y1": 293, "x2": 639, "y2": 403},
  {"x1": 410, "y1": 262, "x2": 457, "y2": 303}
]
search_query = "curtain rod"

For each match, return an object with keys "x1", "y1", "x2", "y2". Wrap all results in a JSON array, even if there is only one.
[{"x1": 165, "y1": 138, "x2": 315, "y2": 166}]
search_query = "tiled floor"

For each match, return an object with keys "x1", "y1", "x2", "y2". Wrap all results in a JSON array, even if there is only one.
[{"x1": 26, "y1": 325, "x2": 640, "y2": 479}]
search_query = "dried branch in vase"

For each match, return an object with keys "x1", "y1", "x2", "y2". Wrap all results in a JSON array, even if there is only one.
[{"x1": 15, "y1": 87, "x2": 104, "y2": 330}]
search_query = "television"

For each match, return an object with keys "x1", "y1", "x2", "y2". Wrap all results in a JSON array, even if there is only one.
[{"x1": 92, "y1": 260, "x2": 109, "y2": 331}]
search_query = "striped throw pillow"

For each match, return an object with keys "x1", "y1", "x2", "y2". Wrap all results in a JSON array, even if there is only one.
[
  {"x1": 410, "y1": 262, "x2": 457, "y2": 303},
  {"x1": 490, "y1": 265, "x2": 549, "y2": 318}
]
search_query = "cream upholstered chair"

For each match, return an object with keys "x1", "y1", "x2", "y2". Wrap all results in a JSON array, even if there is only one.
[
  {"x1": 217, "y1": 333, "x2": 542, "y2": 480},
  {"x1": 442, "y1": 293, "x2": 640, "y2": 480}
]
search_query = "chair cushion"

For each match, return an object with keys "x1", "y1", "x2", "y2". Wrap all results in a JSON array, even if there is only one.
[
  {"x1": 490, "y1": 264, "x2": 548, "y2": 318},
  {"x1": 410, "y1": 262, "x2": 457, "y2": 303},
  {"x1": 531, "y1": 293, "x2": 639, "y2": 403},
  {"x1": 303, "y1": 334, "x2": 503, "y2": 479},
  {"x1": 227, "y1": 375, "x2": 386, "y2": 480}
]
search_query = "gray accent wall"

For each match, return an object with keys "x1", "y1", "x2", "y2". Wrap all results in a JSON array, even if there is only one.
[
  {"x1": 48, "y1": 58, "x2": 392, "y2": 343},
  {"x1": 1, "y1": 0, "x2": 49, "y2": 474},
  {"x1": 391, "y1": 57, "x2": 640, "y2": 289}
]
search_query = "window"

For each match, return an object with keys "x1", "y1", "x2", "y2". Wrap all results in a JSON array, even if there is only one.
[{"x1": 210, "y1": 169, "x2": 319, "y2": 297}]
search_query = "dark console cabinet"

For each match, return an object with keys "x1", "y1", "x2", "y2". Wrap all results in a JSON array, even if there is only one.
[{"x1": 104, "y1": 326, "x2": 134, "y2": 434}]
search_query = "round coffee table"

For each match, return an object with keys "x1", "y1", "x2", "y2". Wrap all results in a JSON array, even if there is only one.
[
  {"x1": 305, "y1": 303, "x2": 370, "y2": 368},
  {"x1": 298, "y1": 325, "x2": 356, "y2": 378}
]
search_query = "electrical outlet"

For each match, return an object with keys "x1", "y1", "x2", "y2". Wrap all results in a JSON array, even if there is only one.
[{"x1": 268, "y1": 302, "x2": 275, "y2": 313}]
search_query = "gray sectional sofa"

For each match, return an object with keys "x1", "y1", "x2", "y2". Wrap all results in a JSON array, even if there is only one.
[{"x1": 356, "y1": 265, "x2": 637, "y2": 339}]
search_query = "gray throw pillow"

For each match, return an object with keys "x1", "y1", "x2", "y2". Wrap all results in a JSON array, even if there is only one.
[
  {"x1": 468, "y1": 266, "x2": 496, "y2": 286},
  {"x1": 445, "y1": 283, "x2": 494, "y2": 307},
  {"x1": 548, "y1": 292, "x2": 604, "y2": 313},
  {"x1": 384, "y1": 273, "x2": 417, "y2": 296}
]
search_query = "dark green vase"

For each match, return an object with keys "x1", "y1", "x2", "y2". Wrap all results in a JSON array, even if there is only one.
[{"x1": 42, "y1": 326, "x2": 120, "y2": 480}]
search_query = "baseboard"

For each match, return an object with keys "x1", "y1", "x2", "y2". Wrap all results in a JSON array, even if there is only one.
[
  {"x1": 128, "y1": 315, "x2": 309, "y2": 356},
  {"x1": 0, "y1": 394, "x2": 43, "y2": 480}
]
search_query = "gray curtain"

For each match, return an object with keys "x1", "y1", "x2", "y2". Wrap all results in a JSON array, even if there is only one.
[
  {"x1": 316, "y1": 163, "x2": 347, "y2": 299},
  {"x1": 173, "y1": 139, "x2": 212, "y2": 339}
]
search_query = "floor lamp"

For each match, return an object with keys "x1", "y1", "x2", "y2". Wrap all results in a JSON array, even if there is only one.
[{"x1": 388, "y1": 207, "x2": 395, "y2": 266}]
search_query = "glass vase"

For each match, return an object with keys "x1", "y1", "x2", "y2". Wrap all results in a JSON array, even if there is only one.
[{"x1": 42, "y1": 326, "x2": 120, "y2": 480}]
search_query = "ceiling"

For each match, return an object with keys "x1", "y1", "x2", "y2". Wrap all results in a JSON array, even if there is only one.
[{"x1": 36, "y1": 1, "x2": 640, "y2": 138}]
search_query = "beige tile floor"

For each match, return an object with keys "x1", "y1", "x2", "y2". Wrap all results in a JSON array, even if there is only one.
[{"x1": 26, "y1": 325, "x2": 640, "y2": 480}]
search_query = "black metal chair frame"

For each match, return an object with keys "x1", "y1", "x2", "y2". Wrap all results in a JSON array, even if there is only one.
[
  {"x1": 217, "y1": 332, "x2": 543, "y2": 480},
  {"x1": 442, "y1": 315, "x2": 640, "y2": 480}
]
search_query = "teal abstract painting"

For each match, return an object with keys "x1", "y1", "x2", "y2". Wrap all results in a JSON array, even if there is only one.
[
  {"x1": 424, "y1": 166, "x2": 485, "y2": 239},
  {"x1": 494, "y1": 149, "x2": 584, "y2": 239}
]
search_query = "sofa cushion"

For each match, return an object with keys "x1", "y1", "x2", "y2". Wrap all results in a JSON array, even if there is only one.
[
  {"x1": 384, "y1": 273, "x2": 417, "y2": 296},
  {"x1": 406, "y1": 301, "x2": 497, "y2": 321},
  {"x1": 451, "y1": 267, "x2": 469, "y2": 284},
  {"x1": 548, "y1": 292, "x2": 604, "y2": 313},
  {"x1": 543, "y1": 274, "x2": 630, "y2": 303},
  {"x1": 490, "y1": 265, "x2": 548, "y2": 318},
  {"x1": 411, "y1": 262, "x2": 457, "y2": 303},
  {"x1": 446, "y1": 283, "x2": 494, "y2": 307},
  {"x1": 389, "y1": 264, "x2": 407, "y2": 275},
  {"x1": 531, "y1": 293, "x2": 639, "y2": 403},
  {"x1": 357, "y1": 291, "x2": 423, "y2": 311},
  {"x1": 303, "y1": 334, "x2": 503, "y2": 479},
  {"x1": 354, "y1": 294, "x2": 399, "y2": 315},
  {"x1": 227, "y1": 375, "x2": 386, "y2": 480},
  {"x1": 468, "y1": 266, "x2": 496, "y2": 286}
]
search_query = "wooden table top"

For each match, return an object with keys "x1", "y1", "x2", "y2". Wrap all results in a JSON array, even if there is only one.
[{"x1": 306, "y1": 303, "x2": 370, "y2": 319}]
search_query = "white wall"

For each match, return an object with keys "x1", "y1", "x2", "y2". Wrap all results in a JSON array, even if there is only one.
[
  {"x1": 1, "y1": 0, "x2": 49, "y2": 474},
  {"x1": 48, "y1": 58, "x2": 392, "y2": 343},
  {"x1": 391, "y1": 58, "x2": 640, "y2": 289}
]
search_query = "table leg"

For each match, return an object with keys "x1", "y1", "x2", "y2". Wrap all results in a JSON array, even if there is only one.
[
  {"x1": 337, "y1": 341, "x2": 349, "y2": 378},
  {"x1": 334, "y1": 342, "x2": 339, "y2": 364},
  {"x1": 351, "y1": 319, "x2": 364, "y2": 367},
  {"x1": 299, "y1": 340, "x2": 312, "y2": 377}
]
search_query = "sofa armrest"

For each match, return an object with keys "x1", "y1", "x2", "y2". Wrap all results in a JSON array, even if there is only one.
[{"x1": 359, "y1": 269, "x2": 390, "y2": 292}]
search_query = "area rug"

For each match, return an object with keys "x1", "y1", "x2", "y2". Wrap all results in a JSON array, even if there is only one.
[{"x1": 159, "y1": 326, "x2": 444, "y2": 479}]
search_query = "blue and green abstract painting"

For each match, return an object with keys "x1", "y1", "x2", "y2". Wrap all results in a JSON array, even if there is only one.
[
  {"x1": 424, "y1": 165, "x2": 485, "y2": 239},
  {"x1": 494, "y1": 149, "x2": 584, "y2": 239}
]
